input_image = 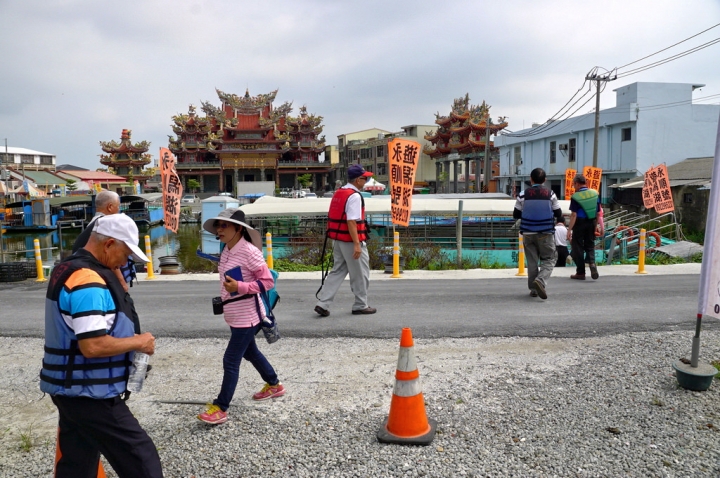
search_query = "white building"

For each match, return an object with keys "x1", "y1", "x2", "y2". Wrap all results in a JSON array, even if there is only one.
[
  {"x1": 0, "y1": 147, "x2": 57, "y2": 171},
  {"x1": 494, "y1": 82, "x2": 720, "y2": 201}
]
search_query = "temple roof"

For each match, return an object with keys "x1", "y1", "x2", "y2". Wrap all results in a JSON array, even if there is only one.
[{"x1": 100, "y1": 129, "x2": 150, "y2": 154}]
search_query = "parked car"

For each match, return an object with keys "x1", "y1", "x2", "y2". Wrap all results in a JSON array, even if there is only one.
[
  {"x1": 218, "y1": 192, "x2": 233, "y2": 197},
  {"x1": 181, "y1": 194, "x2": 199, "y2": 204},
  {"x1": 304, "y1": 193, "x2": 318, "y2": 199}
]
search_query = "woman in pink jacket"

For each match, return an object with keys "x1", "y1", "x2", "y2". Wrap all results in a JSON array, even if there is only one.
[{"x1": 197, "y1": 209, "x2": 285, "y2": 425}]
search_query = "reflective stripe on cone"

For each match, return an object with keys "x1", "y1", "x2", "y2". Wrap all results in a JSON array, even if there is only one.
[{"x1": 377, "y1": 327, "x2": 437, "y2": 445}]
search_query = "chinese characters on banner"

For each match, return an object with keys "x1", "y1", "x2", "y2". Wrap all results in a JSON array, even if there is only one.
[
  {"x1": 159, "y1": 147, "x2": 183, "y2": 233},
  {"x1": 641, "y1": 164, "x2": 674, "y2": 213},
  {"x1": 388, "y1": 138, "x2": 420, "y2": 227},
  {"x1": 582, "y1": 166, "x2": 603, "y2": 192},
  {"x1": 641, "y1": 168, "x2": 655, "y2": 209},
  {"x1": 564, "y1": 169, "x2": 576, "y2": 200}
]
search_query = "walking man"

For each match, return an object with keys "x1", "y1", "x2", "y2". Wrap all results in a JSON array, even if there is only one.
[
  {"x1": 314, "y1": 164, "x2": 376, "y2": 316},
  {"x1": 513, "y1": 168, "x2": 563, "y2": 299},
  {"x1": 41, "y1": 214, "x2": 163, "y2": 478},
  {"x1": 73, "y1": 190, "x2": 142, "y2": 333},
  {"x1": 568, "y1": 174, "x2": 600, "y2": 280}
]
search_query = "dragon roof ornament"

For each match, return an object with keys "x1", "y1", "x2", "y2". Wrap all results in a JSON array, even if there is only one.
[{"x1": 216, "y1": 88, "x2": 278, "y2": 111}]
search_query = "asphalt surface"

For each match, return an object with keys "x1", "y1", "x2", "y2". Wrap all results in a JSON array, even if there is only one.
[{"x1": 1, "y1": 271, "x2": 714, "y2": 339}]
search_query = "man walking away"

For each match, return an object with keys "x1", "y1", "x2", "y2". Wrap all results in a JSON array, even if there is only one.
[
  {"x1": 513, "y1": 168, "x2": 563, "y2": 299},
  {"x1": 314, "y1": 164, "x2": 376, "y2": 316},
  {"x1": 554, "y1": 217, "x2": 569, "y2": 267},
  {"x1": 568, "y1": 174, "x2": 600, "y2": 280}
]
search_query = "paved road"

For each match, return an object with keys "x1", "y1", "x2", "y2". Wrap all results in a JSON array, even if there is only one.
[{"x1": 1, "y1": 274, "x2": 713, "y2": 339}]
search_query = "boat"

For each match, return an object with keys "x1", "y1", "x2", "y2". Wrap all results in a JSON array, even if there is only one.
[
  {"x1": 120, "y1": 193, "x2": 164, "y2": 226},
  {"x1": 2, "y1": 199, "x2": 58, "y2": 232}
]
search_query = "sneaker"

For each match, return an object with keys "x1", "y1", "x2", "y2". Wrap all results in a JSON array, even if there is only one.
[
  {"x1": 589, "y1": 263, "x2": 599, "y2": 280},
  {"x1": 314, "y1": 305, "x2": 330, "y2": 317},
  {"x1": 529, "y1": 290, "x2": 538, "y2": 298},
  {"x1": 253, "y1": 382, "x2": 285, "y2": 401},
  {"x1": 197, "y1": 403, "x2": 227, "y2": 425},
  {"x1": 532, "y1": 279, "x2": 547, "y2": 300}
]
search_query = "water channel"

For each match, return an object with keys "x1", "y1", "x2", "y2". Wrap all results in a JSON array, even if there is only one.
[{"x1": 0, "y1": 223, "x2": 217, "y2": 273}]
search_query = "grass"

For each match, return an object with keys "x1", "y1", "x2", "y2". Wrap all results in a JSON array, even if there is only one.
[
  {"x1": 19, "y1": 425, "x2": 33, "y2": 453},
  {"x1": 712, "y1": 360, "x2": 720, "y2": 379}
]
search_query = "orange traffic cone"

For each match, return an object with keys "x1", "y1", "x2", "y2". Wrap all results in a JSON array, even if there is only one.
[
  {"x1": 55, "y1": 428, "x2": 107, "y2": 477},
  {"x1": 377, "y1": 327, "x2": 437, "y2": 445}
]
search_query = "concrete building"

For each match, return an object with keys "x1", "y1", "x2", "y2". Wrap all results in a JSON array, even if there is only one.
[
  {"x1": 494, "y1": 82, "x2": 720, "y2": 201},
  {"x1": 0, "y1": 147, "x2": 56, "y2": 172},
  {"x1": 336, "y1": 125, "x2": 437, "y2": 191}
]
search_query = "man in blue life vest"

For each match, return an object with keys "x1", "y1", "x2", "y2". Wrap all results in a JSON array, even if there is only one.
[
  {"x1": 41, "y1": 214, "x2": 163, "y2": 478},
  {"x1": 314, "y1": 164, "x2": 376, "y2": 316},
  {"x1": 513, "y1": 168, "x2": 563, "y2": 299},
  {"x1": 568, "y1": 174, "x2": 601, "y2": 280}
]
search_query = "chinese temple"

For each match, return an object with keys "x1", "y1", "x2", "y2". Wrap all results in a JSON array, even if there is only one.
[
  {"x1": 424, "y1": 94, "x2": 508, "y2": 192},
  {"x1": 99, "y1": 129, "x2": 154, "y2": 190},
  {"x1": 169, "y1": 89, "x2": 327, "y2": 194}
]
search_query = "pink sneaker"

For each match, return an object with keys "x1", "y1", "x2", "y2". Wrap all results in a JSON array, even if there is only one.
[
  {"x1": 252, "y1": 382, "x2": 285, "y2": 401},
  {"x1": 197, "y1": 403, "x2": 227, "y2": 425}
]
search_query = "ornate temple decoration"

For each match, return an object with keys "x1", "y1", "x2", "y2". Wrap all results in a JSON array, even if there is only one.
[
  {"x1": 99, "y1": 129, "x2": 153, "y2": 184},
  {"x1": 423, "y1": 94, "x2": 508, "y2": 159},
  {"x1": 169, "y1": 89, "x2": 327, "y2": 190}
]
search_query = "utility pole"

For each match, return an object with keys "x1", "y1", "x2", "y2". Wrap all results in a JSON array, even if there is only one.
[
  {"x1": 483, "y1": 115, "x2": 492, "y2": 192},
  {"x1": 585, "y1": 71, "x2": 617, "y2": 168}
]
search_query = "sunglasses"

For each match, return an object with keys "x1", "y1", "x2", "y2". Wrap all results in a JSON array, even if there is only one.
[{"x1": 213, "y1": 221, "x2": 231, "y2": 229}]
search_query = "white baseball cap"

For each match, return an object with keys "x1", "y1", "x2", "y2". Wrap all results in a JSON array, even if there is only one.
[{"x1": 93, "y1": 214, "x2": 150, "y2": 263}]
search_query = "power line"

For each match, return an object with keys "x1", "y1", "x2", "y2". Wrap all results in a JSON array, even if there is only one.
[
  {"x1": 616, "y1": 22, "x2": 720, "y2": 70},
  {"x1": 617, "y1": 37, "x2": 720, "y2": 79}
]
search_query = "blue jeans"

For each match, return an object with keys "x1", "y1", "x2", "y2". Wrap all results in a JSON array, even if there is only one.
[{"x1": 214, "y1": 324, "x2": 279, "y2": 411}]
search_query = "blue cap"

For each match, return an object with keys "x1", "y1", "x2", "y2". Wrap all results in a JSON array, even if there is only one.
[{"x1": 348, "y1": 164, "x2": 372, "y2": 180}]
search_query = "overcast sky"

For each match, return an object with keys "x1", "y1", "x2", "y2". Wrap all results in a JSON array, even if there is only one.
[{"x1": 1, "y1": 0, "x2": 719, "y2": 170}]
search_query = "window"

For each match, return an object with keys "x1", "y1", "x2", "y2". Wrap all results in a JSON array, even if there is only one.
[
  {"x1": 40, "y1": 155, "x2": 53, "y2": 165},
  {"x1": 568, "y1": 138, "x2": 576, "y2": 162},
  {"x1": 376, "y1": 145, "x2": 384, "y2": 158},
  {"x1": 378, "y1": 163, "x2": 387, "y2": 175},
  {"x1": 21, "y1": 154, "x2": 34, "y2": 164},
  {"x1": 549, "y1": 141, "x2": 556, "y2": 163},
  {"x1": 513, "y1": 146, "x2": 522, "y2": 165},
  {"x1": 621, "y1": 128, "x2": 631, "y2": 141},
  {"x1": 683, "y1": 193, "x2": 693, "y2": 204}
]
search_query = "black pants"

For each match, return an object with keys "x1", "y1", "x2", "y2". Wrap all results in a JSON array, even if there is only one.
[
  {"x1": 555, "y1": 245, "x2": 569, "y2": 267},
  {"x1": 571, "y1": 218, "x2": 596, "y2": 275},
  {"x1": 52, "y1": 395, "x2": 163, "y2": 478}
]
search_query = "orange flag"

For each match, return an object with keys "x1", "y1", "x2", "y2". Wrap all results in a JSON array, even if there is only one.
[
  {"x1": 388, "y1": 139, "x2": 420, "y2": 227},
  {"x1": 159, "y1": 147, "x2": 183, "y2": 233}
]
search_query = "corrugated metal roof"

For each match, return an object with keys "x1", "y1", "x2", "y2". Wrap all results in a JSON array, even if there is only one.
[
  {"x1": 19, "y1": 170, "x2": 66, "y2": 186},
  {"x1": 58, "y1": 170, "x2": 127, "y2": 182},
  {"x1": 614, "y1": 156, "x2": 714, "y2": 189}
]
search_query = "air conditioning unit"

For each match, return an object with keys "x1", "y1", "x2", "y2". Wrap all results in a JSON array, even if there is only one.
[{"x1": 558, "y1": 144, "x2": 568, "y2": 151}]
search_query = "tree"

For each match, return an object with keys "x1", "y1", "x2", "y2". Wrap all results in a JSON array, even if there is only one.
[
  {"x1": 65, "y1": 179, "x2": 77, "y2": 192},
  {"x1": 187, "y1": 179, "x2": 201, "y2": 193},
  {"x1": 297, "y1": 174, "x2": 312, "y2": 189}
]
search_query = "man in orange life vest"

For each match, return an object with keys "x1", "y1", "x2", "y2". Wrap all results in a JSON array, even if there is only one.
[{"x1": 314, "y1": 164, "x2": 377, "y2": 316}]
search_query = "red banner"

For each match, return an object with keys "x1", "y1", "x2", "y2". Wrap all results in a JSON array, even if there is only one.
[
  {"x1": 388, "y1": 139, "x2": 420, "y2": 227},
  {"x1": 159, "y1": 147, "x2": 183, "y2": 233}
]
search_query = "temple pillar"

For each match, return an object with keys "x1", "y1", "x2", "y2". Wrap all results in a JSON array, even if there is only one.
[
  {"x1": 233, "y1": 168, "x2": 238, "y2": 196},
  {"x1": 475, "y1": 157, "x2": 482, "y2": 193},
  {"x1": 452, "y1": 160, "x2": 459, "y2": 193},
  {"x1": 464, "y1": 159, "x2": 470, "y2": 193},
  {"x1": 444, "y1": 162, "x2": 451, "y2": 193},
  {"x1": 200, "y1": 174, "x2": 205, "y2": 193}
]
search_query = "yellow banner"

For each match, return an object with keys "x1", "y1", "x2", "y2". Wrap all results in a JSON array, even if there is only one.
[
  {"x1": 582, "y1": 166, "x2": 603, "y2": 192},
  {"x1": 388, "y1": 139, "x2": 420, "y2": 227},
  {"x1": 159, "y1": 147, "x2": 183, "y2": 233}
]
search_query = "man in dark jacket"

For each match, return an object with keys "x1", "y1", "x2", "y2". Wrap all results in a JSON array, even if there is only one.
[{"x1": 513, "y1": 168, "x2": 563, "y2": 299}]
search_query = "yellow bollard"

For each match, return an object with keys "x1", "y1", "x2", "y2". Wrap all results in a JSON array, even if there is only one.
[
  {"x1": 266, "y1": 232, "x2": 274, "y2": 269},
  {"x1": 515, "y1": 234, "x2": 527, "y2": 276},
  {"x1": 34, "y1": 238, "x2": 47, "y2": 282},
  {"x1": 144, "y1": 235, "x2": 156, "y2": 280},
  {"x1": 391, "y1": 231, "x2": 402, "y2": 278},
  {"x1": 636, "y1": 228, "x2": 648, "y2": 274}
]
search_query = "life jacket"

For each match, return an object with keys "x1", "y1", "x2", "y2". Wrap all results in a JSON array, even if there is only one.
[
  {"x1": 571, "y1": 188, "x2": 599, "y2": 219},
  {"x1": 519, "y1": 185, "x2": 556, "y2": 234},
  {"x1": 39, "y1": 251, "x2": 135, "y2": 399},
  {"x1": 327, "y1": 188, "x2": 367, "y2": 242}
]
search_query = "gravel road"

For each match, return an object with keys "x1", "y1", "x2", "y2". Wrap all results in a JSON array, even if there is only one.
[{"x1": 2, "y1": 331, "x2": 719, "y2": 477}]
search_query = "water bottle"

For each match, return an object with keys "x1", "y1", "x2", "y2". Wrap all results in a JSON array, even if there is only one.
[{"x1": 127, "y1": 352, "x2": 149, "y2": 393}]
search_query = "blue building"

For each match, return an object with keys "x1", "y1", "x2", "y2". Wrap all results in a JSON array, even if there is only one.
[{"x1": 494, "y1": 82, "x2": 720, "y2": 202}]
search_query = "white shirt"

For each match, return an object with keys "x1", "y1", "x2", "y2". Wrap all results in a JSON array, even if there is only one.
[
  {"x1": 342, "y1": 183, "x2": 363, "y2": 221},
  {"x1": 554, "y1": 223, "x2": 568, "y2": 246}
]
